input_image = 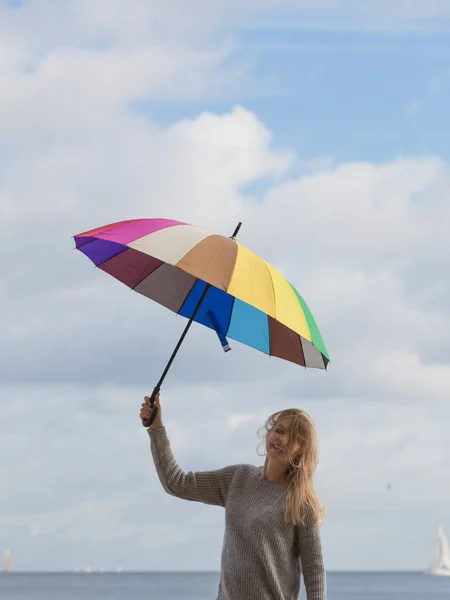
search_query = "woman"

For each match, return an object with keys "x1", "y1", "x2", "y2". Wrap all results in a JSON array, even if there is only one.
[{"x1": 140, "y1": 393, "x2": 326, "y2": 600}]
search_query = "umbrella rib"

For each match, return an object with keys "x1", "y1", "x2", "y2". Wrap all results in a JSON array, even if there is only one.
[
  {"x1": 97, "y1": 246, "x2": 128, "y2": 268},
  {"x1": 224, "y1": 296, "x2": 235, "y2": 337},
  {"x1": 266, "y1": 313, "x2": 272, "y2": 358},
  {"x1": 129, "y1": 254, "x2": 166, "y2": 290},
  {"x1": 261, "y1": 259, "x2": 277, "y2": 323},
  {"x1": 258, "y1": 259, "x2": 276, "y2": 358},
  {"x1": 196, "y1": 236, "x2": 237, "y2": 291},
  {"x1": 177, "y1": 277, "x2": 202, "y2": 315}
]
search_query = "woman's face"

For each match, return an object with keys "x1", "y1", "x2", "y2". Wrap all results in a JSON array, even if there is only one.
[{"x1": 266, "y1": 417, "x2": 302, "y2": 464}]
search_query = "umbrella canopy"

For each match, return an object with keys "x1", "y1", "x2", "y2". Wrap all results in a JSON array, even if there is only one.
[{"x1": 74, "y1": 217, "x2": 329, "y2": 370}]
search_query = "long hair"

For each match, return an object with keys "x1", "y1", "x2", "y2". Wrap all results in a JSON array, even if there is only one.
[{"x1": 259, "y1": 408, "x2": 324, "y2": 527}]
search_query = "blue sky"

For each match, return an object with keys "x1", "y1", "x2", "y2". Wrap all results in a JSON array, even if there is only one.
[
  {"x1": 143, "y1": 28, "x2": 450, "y2": 163},
  {"x1": 1, "y1": 0, "x2": 450, "y2": 574}
]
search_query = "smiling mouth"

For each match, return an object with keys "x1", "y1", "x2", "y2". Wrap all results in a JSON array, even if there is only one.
[{"x1": 272, "y1": 443, "x2": 284, "y2": 453}]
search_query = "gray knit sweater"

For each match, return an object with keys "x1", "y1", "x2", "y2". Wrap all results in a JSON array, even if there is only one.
[{"x1": 148, "y1": 427, "x2": 326, "y2": 600}]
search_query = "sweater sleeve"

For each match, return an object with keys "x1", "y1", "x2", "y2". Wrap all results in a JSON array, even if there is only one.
[
  {"x1": 297, "y1": 519, "x2": 327, "y2": 600},
  {"x1": 148, "y1": 427, "x2": 237, "y2": 507}
]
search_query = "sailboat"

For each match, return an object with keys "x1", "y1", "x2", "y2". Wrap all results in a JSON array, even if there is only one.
[
  {"x1": 4, "y1": 549, "x2": 12, "y2": 573},
  {"x1": 428, "y1": 524, "x2": 450, "y2": 576}
]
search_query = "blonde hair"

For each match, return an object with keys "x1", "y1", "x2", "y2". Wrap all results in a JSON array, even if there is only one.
[{"x1": 259, "y1": 408, "x2": 324, "y2": 527}]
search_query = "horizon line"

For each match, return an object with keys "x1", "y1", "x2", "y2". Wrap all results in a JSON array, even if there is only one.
[{"x1": 0, "y1": 569, "x2": 429, "y2": 574}]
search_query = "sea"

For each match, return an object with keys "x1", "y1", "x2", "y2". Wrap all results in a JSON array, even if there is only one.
[{"x1": 0, "y1": 571, "x2": 449, "y2": 600}]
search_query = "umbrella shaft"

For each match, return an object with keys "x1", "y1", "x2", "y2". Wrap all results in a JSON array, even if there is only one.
[
  {"x1": 156, "y1": 221, "x2": 242, "y2": 389},
  {"x1": 143, "y1": 222, "x2": 242, "y2": 427},
  {"x1": 156, "y1": 282, "x2": 212, "y2": 390}
]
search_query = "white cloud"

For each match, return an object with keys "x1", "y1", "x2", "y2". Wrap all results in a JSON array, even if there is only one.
[
  {"x1": 227, "y1": 413, "x2": 259, "y2": 430},
  {"x1": 0, "y1": 44, "x2": 229, "y2": 140}
]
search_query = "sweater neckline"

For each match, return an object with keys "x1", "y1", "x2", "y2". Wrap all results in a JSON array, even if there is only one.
[{"x1": 257, "y1": 466, "x2": 287, "y2": 489}]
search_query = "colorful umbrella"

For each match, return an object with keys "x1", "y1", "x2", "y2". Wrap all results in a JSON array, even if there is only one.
[{"x1": 73, "y1": 218, "x2": 329, "y2": 426}]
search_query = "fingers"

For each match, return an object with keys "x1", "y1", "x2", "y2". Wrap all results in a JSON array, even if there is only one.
[
  {"x1": 139, "y1": 393, "x2": 160, "y2": 420},
  {"x1": 139, "y1": 403, "x2": 150, "y2": 420},
  {"x1": 143, "y1": 392, "x2": 160, "y2": 406}
]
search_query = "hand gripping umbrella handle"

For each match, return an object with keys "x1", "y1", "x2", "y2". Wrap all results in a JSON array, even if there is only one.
[{"x1": 142, "y1": 386, "x2": 160, "y2": 428}]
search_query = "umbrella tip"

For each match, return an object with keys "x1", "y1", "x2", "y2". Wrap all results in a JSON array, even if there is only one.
[{"x1": 231, "y1": 222, "x2": 242, "y2": 239}]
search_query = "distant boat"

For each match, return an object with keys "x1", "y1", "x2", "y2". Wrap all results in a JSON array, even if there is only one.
[
  {"x1": 4, "y1": 549, "x2": 12, "y2": 573},
  {"x1": 427, "y1": 524, "x2": 450, "y2": 576}
]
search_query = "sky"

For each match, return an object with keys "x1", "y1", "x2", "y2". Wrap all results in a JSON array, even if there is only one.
[{"x1": 1, "y1": 0, "x2": 450, "y2": 573}]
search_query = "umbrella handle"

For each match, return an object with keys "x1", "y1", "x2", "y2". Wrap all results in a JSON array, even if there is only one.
[{"x1": 141, "y1": 386, "x2": 160, "y2": 428}]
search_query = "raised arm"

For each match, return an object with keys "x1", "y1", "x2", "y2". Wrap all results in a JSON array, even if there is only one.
[
  {"x1": 149, "y1": 427, "x2": 236, "y2": 506},
  {"x1": 141, "y1": 394, "x2": 236, "y2": 507},
  {"x1": 297, "y1": 518, "x2": 327, "y2": 600}
]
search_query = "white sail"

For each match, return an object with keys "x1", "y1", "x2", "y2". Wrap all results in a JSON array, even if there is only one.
[
  {"x1": 4, "y1": 549, "x2": 12, "y2": 573},
  {"x1": 428, "y1": 524, "x2": 450, "y2": 576},
  {"x1": 436, "y1": 525, "x2": 450, "y2": 569}
]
